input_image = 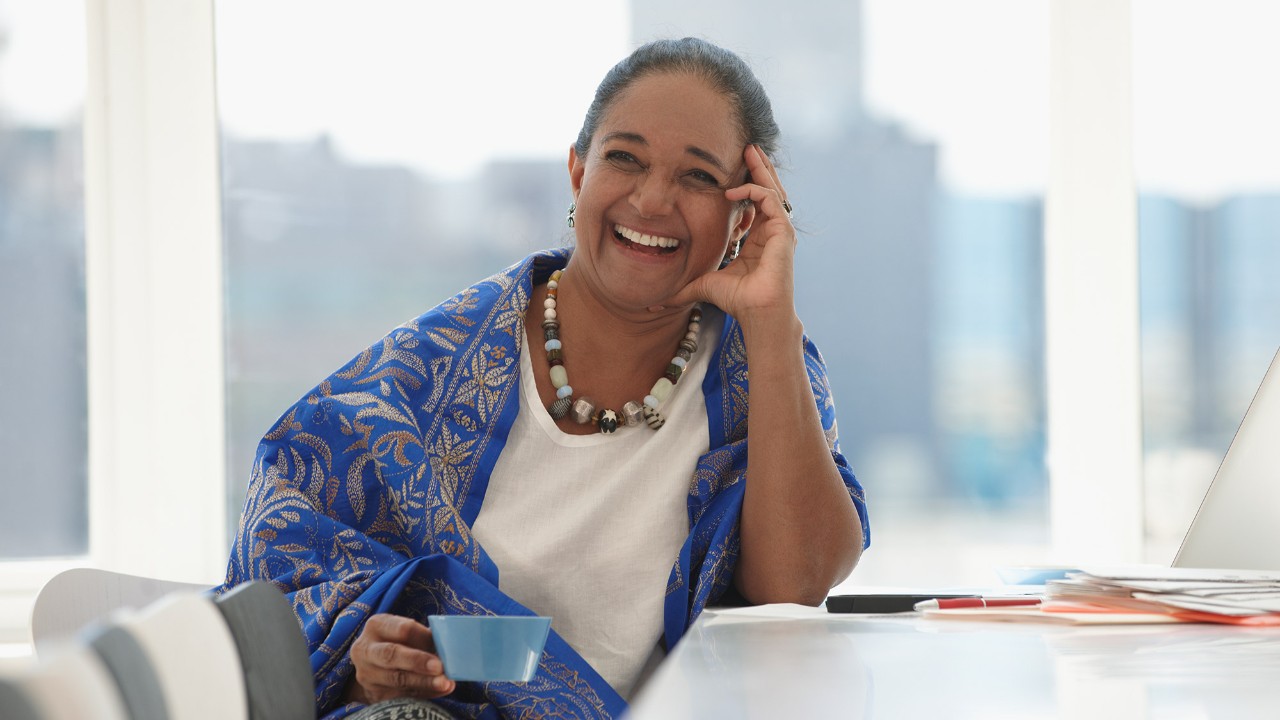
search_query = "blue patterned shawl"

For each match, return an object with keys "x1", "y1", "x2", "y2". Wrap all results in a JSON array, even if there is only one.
[{"x1": 221, "y1": 248, "x2": 870, "y2": 719}]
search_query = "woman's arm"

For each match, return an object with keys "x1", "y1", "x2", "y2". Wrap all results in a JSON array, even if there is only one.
[
  {"x1": 673, "y1": 144, "x2": 863, "y2": 605},
  {"x1": 735, "y1": 310, "x2": 862, "y2": 605}
]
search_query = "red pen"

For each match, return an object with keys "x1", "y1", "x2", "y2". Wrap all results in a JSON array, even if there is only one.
[{"x1": 913, "y1": 597, "x2": 1042, "y2": 611}]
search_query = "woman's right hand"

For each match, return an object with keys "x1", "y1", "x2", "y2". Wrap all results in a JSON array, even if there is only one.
[{"x1": 345, "y1": 613, "x2": 456, "y2": 705}]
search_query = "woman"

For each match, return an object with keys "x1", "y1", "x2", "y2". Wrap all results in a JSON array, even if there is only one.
[{"x1": 221, "y1": 37, "x2": 869, "y2": 720}]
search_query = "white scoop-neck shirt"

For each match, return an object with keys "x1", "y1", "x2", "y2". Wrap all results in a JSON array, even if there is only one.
[{"x1": 470, "y1": 308, "x2": 723, "y2": 698}]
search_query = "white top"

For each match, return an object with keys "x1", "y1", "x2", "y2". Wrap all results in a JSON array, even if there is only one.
[{"x1": 471, "y1": 309, "x2": 722, "y2": 698}]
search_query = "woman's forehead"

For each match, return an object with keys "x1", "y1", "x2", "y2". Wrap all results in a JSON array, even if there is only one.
[{"x1": 595, "y1": 72, "x2": 745, "y2": 151}]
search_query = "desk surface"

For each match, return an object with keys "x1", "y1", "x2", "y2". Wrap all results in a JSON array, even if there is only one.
[{"x1": 627, "y1": 604, "x2": 1280, "y2": 718}]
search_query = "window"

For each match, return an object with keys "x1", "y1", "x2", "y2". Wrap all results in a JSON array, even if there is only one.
[
  {"x1": 1133, "y1": 0, "x2": 1280, "y2": 561},
  {"x1": 0, "y1": 1, "x2": 88, "y2": 560}
]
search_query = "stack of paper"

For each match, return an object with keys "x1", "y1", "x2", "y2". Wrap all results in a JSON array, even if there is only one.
[
  {"x1": 920, "y1": 567, "x2": 1280, "y2": 625},
  {"x1": 1042, "y1": 567, "x2": 1280, "y2": 625}
]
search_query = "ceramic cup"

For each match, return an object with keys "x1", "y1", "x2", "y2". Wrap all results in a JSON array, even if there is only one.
[{"x1": 427, "y1": 615, "x2": 552, "y2": 682}]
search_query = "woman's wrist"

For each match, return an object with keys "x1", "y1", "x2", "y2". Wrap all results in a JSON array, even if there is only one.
[
  {"x1": 732, "y1": 302, "x2": 798, "y2": 348},
  {"x1": 739, "y1": 308, "x2": 804, "y2": 361}
]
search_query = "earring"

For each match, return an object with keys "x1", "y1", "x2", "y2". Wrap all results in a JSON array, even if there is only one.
[
  {"x1": 721, "y1": 238, "x2": 741, "y2": 268},
  {"x1": 566, "y1": 202, "x2": 576, "y2": 228}
]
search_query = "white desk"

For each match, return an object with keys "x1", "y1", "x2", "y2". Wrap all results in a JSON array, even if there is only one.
[{"x1": 627, "y1": 604, "x2": 1280, "y2": 718}]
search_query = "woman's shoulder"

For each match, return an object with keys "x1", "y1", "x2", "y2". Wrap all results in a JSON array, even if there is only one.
[{"x1": 390, "y1": 247, "x2": 571, "y2": 340}]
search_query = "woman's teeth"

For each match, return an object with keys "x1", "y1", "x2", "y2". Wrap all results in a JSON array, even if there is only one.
[{"x1": 615, "y1": 225, "x2": 679, "y2": 250}]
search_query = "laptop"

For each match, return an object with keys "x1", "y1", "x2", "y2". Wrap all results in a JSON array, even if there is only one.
[{"x1": 1173, "y1": 347, "x2": 1280, "y2": 571}]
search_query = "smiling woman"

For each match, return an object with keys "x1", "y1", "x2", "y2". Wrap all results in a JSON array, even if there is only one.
[{"x1": 219, "y1": 37, "x2": 868, "y2": 720}]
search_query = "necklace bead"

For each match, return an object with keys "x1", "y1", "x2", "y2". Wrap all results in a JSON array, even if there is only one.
[
  {"x1": 549, "y1": 396, "x2": 572, "y2": 419},
  {"x1": 540, "y1": 268, "x2": 701, "y2": 434},
  {"x1": 570, "y1": 396, "x2": 596, "y2": 424},
  {"x1": 596, "y1": 409, "x2": 620, "y2": 433}
]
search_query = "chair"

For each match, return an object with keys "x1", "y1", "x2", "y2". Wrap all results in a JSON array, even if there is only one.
[
  {"x1": 87, "y1": 590, "x2": 249, "y2": 720},
  {"x1": 22, "y1": 568, "x2": 314, "y2": 720},
  {"x1": 30, "y1": 568, "x2": 210, "y2": 655},
  {"x1": 212, "y1": 580, "x2": 314, "y2": 720}
]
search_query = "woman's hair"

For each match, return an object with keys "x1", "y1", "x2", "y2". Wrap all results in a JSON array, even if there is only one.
[{"x1": 574, "y1": 37, "x2": 781, "y2": 165}]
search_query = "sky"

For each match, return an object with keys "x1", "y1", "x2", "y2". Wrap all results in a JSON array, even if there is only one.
[{"x1": 3, "y1": 0, "x2": 1279, "y2": 200}]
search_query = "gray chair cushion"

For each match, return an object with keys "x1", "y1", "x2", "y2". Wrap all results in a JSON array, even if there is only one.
[
  {"x1": 214, "y1": 581, "x2": 315, "y2": 720},
  {"x1": 87, "y1": 624, "x2": 168, "y2": 720}
]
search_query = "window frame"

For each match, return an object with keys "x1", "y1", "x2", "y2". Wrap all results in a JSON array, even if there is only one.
[{"x1": 1045, "y1": 0, "x2": 1144, "y2": 563}]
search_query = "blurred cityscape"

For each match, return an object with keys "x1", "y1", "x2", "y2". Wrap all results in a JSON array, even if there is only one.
[
  {"x1": 2, "y1": 2, "x2": 1278, "y2": 568},
  {"x1": 0, "y1": 121, "x2": 86, "y2": 557}
]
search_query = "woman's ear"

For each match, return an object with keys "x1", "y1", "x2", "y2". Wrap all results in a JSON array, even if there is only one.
[
  {"x1": 568, "y1": 146, "x2": 585, "y2": 197},
  {"x1": 733, "y1": 202, "x2": 757, "y2": 242}
]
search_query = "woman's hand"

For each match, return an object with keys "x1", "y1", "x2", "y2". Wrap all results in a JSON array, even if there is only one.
[
  {"x1": 344, "y1": 614, "x2": 456, "y2": 705},
  {"x1": 670, "y1": 144, "x2": 797, "y2": 327}
]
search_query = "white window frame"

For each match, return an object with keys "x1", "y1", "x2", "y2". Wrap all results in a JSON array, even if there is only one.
[
  {"x1": 1045, "y1": 0, "x2": 1144, "y2": 564},
  {"x1": 3, "y1": 0, "x2": 1149, "y2": 643}
]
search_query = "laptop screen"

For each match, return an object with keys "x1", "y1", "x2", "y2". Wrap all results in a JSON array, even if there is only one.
[{"x1": 1173, "y1": 347, "x2": 1280, "y2": 571}]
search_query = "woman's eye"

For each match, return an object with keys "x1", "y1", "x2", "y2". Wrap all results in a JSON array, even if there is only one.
[
  {"x1": 605, "y1": 150, "x2": 640, "y2": 166},
  {"x1": 686, "y1": 170, "x2": 719, "y2": 186}
]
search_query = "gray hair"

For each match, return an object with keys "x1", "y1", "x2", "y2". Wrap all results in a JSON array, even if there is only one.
[{"x1": 574, "y1": 37, "x2": 781, "y2": 171}]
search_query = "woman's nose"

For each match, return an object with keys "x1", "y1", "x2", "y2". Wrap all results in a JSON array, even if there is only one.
[{"x1": 629, "y1": 174, "x2": 676, "y2": 217}]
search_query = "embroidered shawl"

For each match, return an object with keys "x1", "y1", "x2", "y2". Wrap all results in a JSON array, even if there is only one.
[{"x1": 220, "y1": 247, "x2": 870, "y2": 719}]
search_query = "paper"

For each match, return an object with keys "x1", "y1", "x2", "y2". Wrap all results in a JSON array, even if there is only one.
[
  {"x1": 1044, "y1": 566, "x2": 1280, "y2": 624},
  {"x1": 921, "y1": 606, "x2": 1186, "y2": 625}
]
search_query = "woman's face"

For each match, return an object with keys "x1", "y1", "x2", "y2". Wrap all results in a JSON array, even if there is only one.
[{"x1": 567, "y1": 71, "x2": 755, "y2": 310}]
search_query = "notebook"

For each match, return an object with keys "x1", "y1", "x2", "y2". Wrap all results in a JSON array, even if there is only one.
[{"x1": 1173, "y1": 347, "x2": 1280, "y2": 571}]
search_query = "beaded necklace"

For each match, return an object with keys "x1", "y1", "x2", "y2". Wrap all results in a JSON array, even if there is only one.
[{"x1": 540, "y1": 269, "x2": 702, "y2": 434}]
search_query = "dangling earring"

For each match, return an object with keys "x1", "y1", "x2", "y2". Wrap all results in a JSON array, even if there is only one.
[
  {"x1": 720, "y1": 238, "x2": 741, "y2": 269},
  {"x1": 725, "y1": 238, "x2": 741, "y2": 263},
  {"x1": 566, "y1": 202, "x2": 576, "y2": 228}
]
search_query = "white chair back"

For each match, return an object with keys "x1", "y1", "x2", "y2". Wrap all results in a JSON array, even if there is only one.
[{"x1": 30, "y1": 568, "x2": 210, "y2": 655}]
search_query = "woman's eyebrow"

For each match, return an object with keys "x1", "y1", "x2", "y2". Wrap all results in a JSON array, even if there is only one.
[
  {"x1": 601, "y1": 131, "x2": 647, "y2": 146},
  {"x1": 686, "y1": 146, "x2": 730, "y2": 175}
]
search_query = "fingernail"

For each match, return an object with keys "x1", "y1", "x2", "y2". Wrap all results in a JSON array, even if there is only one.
[{"x1": 647, "y1": 305, "x2": 665, "y2": 312}]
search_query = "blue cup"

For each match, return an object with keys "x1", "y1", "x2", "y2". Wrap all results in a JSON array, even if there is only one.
[{"x1": 427, "y1": 615, "x2": 552, "y2": 682}]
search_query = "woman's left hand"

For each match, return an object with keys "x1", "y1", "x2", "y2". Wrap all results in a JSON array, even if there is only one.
[{"x1": 670, "y1": 144, "x2": 797, "y2": 325}]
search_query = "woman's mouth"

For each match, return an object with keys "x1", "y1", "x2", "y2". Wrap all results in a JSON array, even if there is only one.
[{"x1": 614, "y1": 224, "x2": 680, "y2": 255}]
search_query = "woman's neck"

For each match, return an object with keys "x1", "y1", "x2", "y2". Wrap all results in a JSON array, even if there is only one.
[
  {"x1": 550, "y1": 272, "x2": 694, "y2": 369},
  {"x1": 525, "y1": 270, "x2": 701, "y2": 435}
]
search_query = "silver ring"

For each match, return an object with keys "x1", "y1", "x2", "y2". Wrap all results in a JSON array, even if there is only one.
[{"x1": 782, "y1": 199, "x2": 793, "y2": 216}]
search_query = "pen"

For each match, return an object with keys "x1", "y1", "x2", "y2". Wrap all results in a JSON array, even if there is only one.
[{"x1": 913, "y1": 597, "x2": 1043, "y2": 611}]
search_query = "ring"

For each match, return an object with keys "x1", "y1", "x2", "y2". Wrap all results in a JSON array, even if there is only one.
[{"x1": 782, "y1": 199, "x2": 793, "y2": 216}]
